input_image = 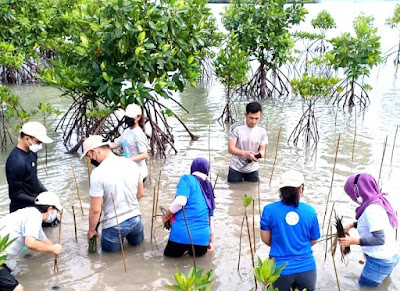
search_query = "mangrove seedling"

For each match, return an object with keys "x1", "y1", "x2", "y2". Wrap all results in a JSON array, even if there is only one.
[
  {"x1": 0, "y1": 232, "x2": 16, "y2": 267},
  {"x1": 384, "y1": 4, "x2": 400, "y2": 75},
  {"x1": 253, "y1": 257, "x2": 287, "y2": 291},
  {"x1": 243, "y1": 194, "x2": 257, "y2": 288},
  {"x1": 166, "y1": 267, "x2": 214, "y2": 291}
]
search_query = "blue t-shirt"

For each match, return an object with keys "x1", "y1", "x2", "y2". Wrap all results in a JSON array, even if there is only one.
[
  {"x1": 260, "y1": 201, "x2": 320, "y2": 275},
  {"x1": 169, "y1": 175, "x2": 210, "y2": 246}
]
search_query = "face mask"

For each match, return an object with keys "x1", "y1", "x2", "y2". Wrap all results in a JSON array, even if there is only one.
[
  {"x1": 28, "y1": 139, "x2": 43, "y2": 153},
  {"x1": 125, "y1": 117, "x2": 135, "y2": 127},
  {"x1": 89, "y1": 150, "x2": 100, "y2": 167},
  {"x1": 45, "y1": 209, "x2": 58, "y2": 223}
]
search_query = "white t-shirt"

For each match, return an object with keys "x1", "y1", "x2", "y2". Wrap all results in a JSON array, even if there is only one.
[
  {"x1": 89, "y1": 155, "x2": 142, "y2": 229},
  {"x1": 358, "y1": 204, "x2": 397, "y2": 259},
  {"x1": 115, "y1": 126, "x2": 150, "y2": 179},
  {"x1": 0, "y1": 207, "x2": 46, "y2": 264},
  {"x1": 229, "y1": 120, "x2": 268, "y2": 173}
]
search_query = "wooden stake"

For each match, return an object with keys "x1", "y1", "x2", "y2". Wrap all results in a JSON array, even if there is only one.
[
  {"x1": 182, "y1": 206, "x2": 196, "y2": 270},
  {"x1": 324, "y1": 202, "x2": 336, "y2": 262},
  {"x1": 330, "y1": 226, "x2": 341, "y2": 291},
  {"x1": 150, "y1": 186, "x2": 156, "y2": 244},
  {"x1": 257, "y1": 181, "x2": 261, "y2": 217},
  {"x1": 72, "y1": 206, "x2": 77, "y2": 242},
  {"x1": 377, "y1": 136, "x2": 388, "y2": 186},
  {"x1": 54, "y1": 210, "x2": 63, "y2": 273},
  {"x1": 390, "y1": 125, "x2": 399, "y2": 165},
  {"x1": 244, "y1": 205, "x2": 257, "y2": 289},
  {"x1": 213, "y1": 175, "x2": 219, "y2": 191},
  {"x1": 322, "y1": 134, "x2": 341, "y2": 229},
  {"x1": 111, "y1": 194, "x2": 127, "y2": 272},
  {"x1": 155, "y1": 170, "x2": 161, "y2": 217},
  {"x1": 252, "y1": 200, "x2": 256, "y2": 256},
  {"x1": 237, "y1": 217, "x2": 245, "y2": 271},
  {"x1": 351, "y1": 105, "x2": 357, "y2": 163},
  {"x1": 269, "y1": 125, "x2": 282, "y2": 186},
  {"x1": 71, "y1": 163, "x2": 84, "y2": 216}
]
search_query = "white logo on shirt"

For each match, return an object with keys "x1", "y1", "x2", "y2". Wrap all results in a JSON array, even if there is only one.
[
  {"x1": 285, "y1": 211, "x2": 299, "y2": 226},
  {"x1": 32, "y1": 162, "x2": 35, "y2": 167}
]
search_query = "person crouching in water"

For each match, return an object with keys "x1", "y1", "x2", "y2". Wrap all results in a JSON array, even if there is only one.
[
  {"x1": 0, "y1": 191, "x2": 63, "y2": 291},
  {"x1": 339, "y1": 173, "x2": 399, "y2": 287},
  {"x1": 162, "y1": 158, "x2": 215, "y2": 257},
  {"x1": 260, "y1": 170, "x2": 320, "y2": 291}
]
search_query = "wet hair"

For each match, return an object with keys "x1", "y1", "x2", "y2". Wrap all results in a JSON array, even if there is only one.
[
  {"x1": 279, "y1": 187, "x2": 300, "y2": 207},
  {"x1": 246, "y1": 101, "x2": 262, "y2": 114},
  {"x1": 35, "y1": 204, "x2": 52, "y2": 213}
]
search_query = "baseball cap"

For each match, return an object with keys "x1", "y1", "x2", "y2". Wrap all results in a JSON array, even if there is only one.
[
  {"x1": 35, "y1": 191, "x2": 64, "y2": 211},
  {"x1": 279, "y1": 170, "x2": 305, "y2": 188},
  {"x1": 80, "y1": 135, "x2": 110, "y2": 159},
  {"x1": 21, "y1": 122, "x2": 53, "y2": 143},
  {"x1": 124, "y1": 104, "x2": 142, "y2": 118}
]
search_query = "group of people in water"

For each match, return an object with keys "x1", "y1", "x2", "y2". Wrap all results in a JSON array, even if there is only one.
[{"x1": 1, "y1": 101, "x2": 398, "y2": 290}]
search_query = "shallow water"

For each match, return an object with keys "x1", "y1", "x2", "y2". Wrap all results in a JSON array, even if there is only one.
[{"x1": 1, "y1": 2, "x2": 400, "y2": 291}]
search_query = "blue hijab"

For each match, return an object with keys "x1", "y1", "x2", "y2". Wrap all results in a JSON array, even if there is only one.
[{"x1": 190, "y1": 158, "x2": 215, "y2": 214}]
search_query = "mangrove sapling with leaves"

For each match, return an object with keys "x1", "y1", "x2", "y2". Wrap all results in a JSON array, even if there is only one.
[
  {"x1": 0, "y1": 232, "x2": 17, "y2": 267},
  {"x1": 311, "y1": 10, "x2": 336, "y2": 55},
  {"x1": 384, "y1": 4, "x2": 400, "y2": 76},
  {"x1": 328, "y1": 15, "x2": 381, "y2": 109},
  {"x1": 289, "y1": 72, "x2": 339, "y2": 147},
  {"x1": 166, "y1": 267, "x2": 214, "y2": 291},
  {"x1": 214, "y1": 33, "x2": 250, "y2": 126},
  {"x1": 222, "y1": 0, "x2": 307, "y2": 99},
  {"x1": 253, "y1": 257, "x2": 287, "y2": 291},
  {"x1": 42, "y1": 0, "x2": 220, "y2": 156}
]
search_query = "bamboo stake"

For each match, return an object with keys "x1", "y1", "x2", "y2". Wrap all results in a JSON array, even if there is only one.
[
  {"x1": 269, "y1": 125, "x2": 282, "y2": 186},
  {"x1": 351, "y1": 105, "x2": 357, "y2": 163},
  {"x1": 54, "y1": 209, "x2": 63, "y2": 273},
  {"x1": 111, "y1": 193, "x2": 127, "y2": 272},
  {"x1": 182, "y1": 206, "x2": 196, "y2": 270},
  {"x1": 71, "y1": 163, "x2": 84, "y2": 216},
  {"x1": 252, "y1": 200, "x2": 256, "y2": 256},
  {"x1": 324, "y1": 202, "x2": 336, "y2": 262},
  {"x1": 390, "y1": 125, "x2": 399, "y2": 165},
  {"x1": 257, "y1": 181, "x2": 261, "y2": 217},
  {"x1": 155, "y1": 170, "x2": 161, "y2": 218},
  {"x1": 150, "y1": 186, "x2": 156, "y2": 244},
  {"x1": 244, "y1": 205, "x2": 257, "y2": 289},
  {"x1": 330, "y1": 226, "x2": 341, "y2": 291},
  {"x1": 72, "y1": 206, "x2": 77, "y2": 242},
  {"x1": 237, "y1": 217, "x2": 245, "y2": 271},
  {"x1": 377, "y1": 136, "x2": 388, "y2": 186},
  {"x1": 322, "y1": 134, "x2": 341, "y2": 229},
  {"x1": 213, "y1": 174, "x2": 219, "y2": 191}
]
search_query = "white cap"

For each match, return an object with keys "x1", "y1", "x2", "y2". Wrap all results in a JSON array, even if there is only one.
[
  {"x1": 80, "y1": 135, "x2": 110, "y2": 159},
  {"x1": 35, "y1": 191, "x2": 64, "y2": 211},
  {"x1": 279, "y1": 170, "x2": 305, "y2": 188},
  {"x1": 21, "y1": 122, "x2": 53, "y2": 143},
  {"x1": 124, "y1": 104, "x2": 142, "y2": 118}
]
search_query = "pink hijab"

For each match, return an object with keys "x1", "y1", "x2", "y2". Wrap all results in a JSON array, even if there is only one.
[{"x1": 344, "y1": 173, "x2": 398, "y2": 229}]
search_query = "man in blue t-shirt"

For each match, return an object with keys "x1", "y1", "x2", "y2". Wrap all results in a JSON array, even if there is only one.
[{"x1": 260, "y1": 170, "x2": 320, "y2": 291}]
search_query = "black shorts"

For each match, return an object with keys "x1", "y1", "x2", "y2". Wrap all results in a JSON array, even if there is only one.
[
  {"x1": 0, "y1": 264, "x2": 19, "y2": 291},
  {"x1": 164, "y1": 240, "x2": 208, "y2": 257}
]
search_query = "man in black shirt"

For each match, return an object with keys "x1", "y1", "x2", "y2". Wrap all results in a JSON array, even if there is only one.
[{"x1": 5, "y1": 122, "x2": 53, "y2": 213}]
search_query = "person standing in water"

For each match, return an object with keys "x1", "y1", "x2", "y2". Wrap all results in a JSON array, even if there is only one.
[
  {"x1": 110, "y1": 103, "x2": 150, "y2": 181},
  {"x1": 339, "y1": 173, "x2": 399, "y2": 287}
]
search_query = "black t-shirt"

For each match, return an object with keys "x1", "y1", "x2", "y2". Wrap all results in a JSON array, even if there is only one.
[{"x1": 5, "y1": 147, "x2": 47, "y2": 212}]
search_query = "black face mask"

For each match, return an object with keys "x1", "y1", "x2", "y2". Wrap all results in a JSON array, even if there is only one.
[
  {"x1": 90, "y1": 159, "x2": 100, "y2": 167},
  {"x1": 125, "y1": 117, "x2": 135, "y2": 127}
]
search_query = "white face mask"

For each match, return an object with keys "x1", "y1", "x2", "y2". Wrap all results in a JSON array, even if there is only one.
[
  {"x1": 28, "y1": 139, "x2": 43, "y2": 153},
  {"x1": 45, "y1": 209, "x2": 58, "y2": 223}
]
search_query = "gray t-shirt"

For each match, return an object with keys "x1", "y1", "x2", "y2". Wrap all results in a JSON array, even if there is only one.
[
  {"x1": 229, "y1": 120, "x2": 268, "y2": 173},
  {"x1": 89, "y1": 155, "x2": 142, "y2": 229},
  {"x1": 115, "y1": 127, "x2": 150, "y2": 178},
  {"x1": 0, "y1": 207, "x2": 46, "y2": 264}
]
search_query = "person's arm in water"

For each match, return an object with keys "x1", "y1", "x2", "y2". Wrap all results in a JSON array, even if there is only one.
[
  {"x1": 228, "y1": 139, "x2": 259, "y2": 162},
  {"x1": 25, "y1": 236, "x2": 62, "y2": 255},
  {"x1": 260, "y1": 230, "x2": 271, "y2": 246},
  {"x1": 87, "y1": 197, "x2": 102, "y2": 240}
]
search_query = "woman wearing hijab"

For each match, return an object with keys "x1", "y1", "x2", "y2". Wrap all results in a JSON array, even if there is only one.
[
  {"x1": 339, "y1": 173, "x2": 399, "y2": 287},
  {"x1": 162, "y1": 158, "x2": 215, "y2": 257},
  {"x1": 260, "y1": 170, "x2": 320, "y2": 291}
]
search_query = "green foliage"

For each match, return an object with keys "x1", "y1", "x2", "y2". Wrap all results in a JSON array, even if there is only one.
[
  {"x1": 386, "y1": 4, "x2": 400, "y2": 29},
  {"x1": 293, "y1": 31, "x2": 324, "y2": 41},
  {"x1": 214, "y1": 33, "x2": 249, "y2": 88},
  {"x1": 291, "y1": 73, "x2": 339, "y2": 100},
  {"x1": 311, "y1": 10, "x2": 336, "y2": 32},
  {"x1": 0, "y1": 85, "x2": 35, "y2": 127},
  {"x1": 38, "y1": 102, "x2": 61, "y2": 127},
  {"x1": 0, "y1": 232, "x2": 17, "y2": 267},
  {"x1": 243, "y1": 194, "x2": 252, "y2": 208},
  {"x1": 42, "y1": 0, "x2": 221, "y2": 108},
  {"x1": 328, "y1": 15, "x2": 381, "y2": 81},
  {"x1": 253, "y1": 257, "x2": 287, "y2": 291},
  {"x1": 222, "y1": 0, "x2": 307, "y2": 68},
  {"x1": 0, "y1": 42, "x2": 23, "y2": 69},
  {"x1": 166, "y1": 267, "x2": 214, "y2": 291}
]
